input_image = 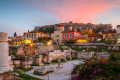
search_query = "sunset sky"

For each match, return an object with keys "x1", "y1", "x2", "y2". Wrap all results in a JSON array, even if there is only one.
[{"x1": 0, "y1": 0, "x2": 120, "y2": 36}]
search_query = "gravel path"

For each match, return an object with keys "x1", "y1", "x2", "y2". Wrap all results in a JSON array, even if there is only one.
[{"x1": 26, "y1": 60, "x2": 83, "y2": 80}]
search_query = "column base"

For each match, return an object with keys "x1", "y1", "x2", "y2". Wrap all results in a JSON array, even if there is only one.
[
  {"x1": 0, "y1": 67, "x2": 13, "y2": 74},
  {"x1": 0, "y1": 71, "x2": 14, "y2": 80}
]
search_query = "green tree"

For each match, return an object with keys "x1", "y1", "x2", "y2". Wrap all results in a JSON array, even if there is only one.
[
  {"x1": 104, "y1": 38, "x2": 117, "y2": 45},
  {"x1": 37, "y1": 37, "x2": 52, "y2": 45},
  {"x1": 65, "y1": 40, "x2": 75, "y2": 46},
  {"x1": 38, "y1": 27, "x2": 55, "y2": 34}
]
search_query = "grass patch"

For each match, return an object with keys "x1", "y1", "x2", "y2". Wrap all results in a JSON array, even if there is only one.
[
  {"x1": 19, "y1": 74, "x2": 43, "y2": 80},
  {"x1": 17, "y1": 67, "x2": 33, "y2": 72},
  {"x1": 44, "y1": 58, "x2": 82, "y2": 66},
  {"x1": 9, "y1": 53, "x2": 16, "y2": 56},
  {"x1": 13, "y1": 69, "x2": 43, "y2": 80}
]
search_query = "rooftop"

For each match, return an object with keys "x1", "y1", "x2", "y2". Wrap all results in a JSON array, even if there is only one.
[
  {"x1": 88, "y1": 34, "x2": 102, "y2": 37},
  {"x1": 103, "y1": 31, "x2": 116, "y2": 34},
  {"x1": 25, "y1": 31, "x2": 50, "y2": 35},
  {"x1": 62, "y1": 30, "x2": 79, "y2": 33}
]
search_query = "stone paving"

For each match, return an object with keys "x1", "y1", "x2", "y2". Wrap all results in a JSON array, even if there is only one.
[{"x1": 26, "y1": 60, "x2": 83, "y2": 80}]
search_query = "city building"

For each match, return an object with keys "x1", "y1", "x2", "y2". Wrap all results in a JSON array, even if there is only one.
[
  {"x1": 117, "y1": 25, "x2": 120, "y2": 34},
  {"x1": 117, "y1": 25, "x2": 120, "y2": 44},
  {"x1": 102, "y1": 30, "x2": 116, "y2": 39},
  {"x1": 24, "y1": 31, "x2": 50, "y2": 41},
  {"x1": 12, "y1": 36, "x2": 26, "y2": 45},
  {"x1": 81, "y1": 27, "x2": 94, "y2": 35},
  {"x1": 87, "y1": 34, "x2": 103, "y2": 42},
  {"x1": 62, "y1": 27, "x2": 82, "y2": 42},
  {"x1": 51, "y1": 25, "x2": 64, "y2": 44},
  {"x1": 76, "y1": 35, "x2": 87, "y2": 43}
]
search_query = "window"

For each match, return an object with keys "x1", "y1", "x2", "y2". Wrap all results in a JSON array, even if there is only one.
[
  {"x1": 106, "y1": 34, "x2": 108, "y2": 37},
  {"x1": 34, "y1": 33, "x2": 36, "y2": 37},
  {"x1": 64, "y1": 34, "x2": 67, "y2": 38},
  {"x1": 76, "y1": 34, "x2": 77, "y2": 36},
  {"x1": 32, "y1": 33, "x2": 34, "y2": 37},
  {"x1": 112, "y1": 34, "x2": 114, "y2": 37},
  {"x1": 55, "y1": 35, "x2": 59, "y2": 37},
  {"x1": 70, "y1": 33, "x2": 72, "y2": 37},
  {"x1": 27, "y1": 34, "x2": 29, "y2": 37},
  {"x1": 64, "y1": 40, "x2": 67, "y2": 42}
]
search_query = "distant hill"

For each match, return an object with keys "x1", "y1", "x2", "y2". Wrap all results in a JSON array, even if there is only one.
[{"x1": 33, "y1": 21, "x2": 114, "y2": 34}]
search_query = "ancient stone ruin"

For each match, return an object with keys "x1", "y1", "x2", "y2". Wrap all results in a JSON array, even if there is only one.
[{"x1": 0, "y1": 32, "x2": 13, "y2": 80}]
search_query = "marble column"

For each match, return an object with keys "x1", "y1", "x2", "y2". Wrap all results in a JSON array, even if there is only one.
[{"x1": 0, "y1": 32, "x2": 13, "y2": 74}]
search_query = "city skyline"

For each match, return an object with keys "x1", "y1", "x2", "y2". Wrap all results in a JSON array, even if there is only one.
[{"x1": 0, "y1": 0, "x2": 120, "y2": 36}]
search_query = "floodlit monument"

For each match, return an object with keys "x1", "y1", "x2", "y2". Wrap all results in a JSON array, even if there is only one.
[{"x1": 0, "y1": 32, "x2": 13, "y2": 80}]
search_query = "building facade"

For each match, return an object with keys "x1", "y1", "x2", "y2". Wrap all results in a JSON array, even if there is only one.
[
  {"x1": 102, "y1": 31, "x2": 116, "y2": 39},
  {"x1": 87, "y1": 34, "x2": 103, "y2": 42},
  {"x1": 117, "y1": 25, "x2": 120, "y2": 44},
  {"x1": 62, "y1": 27, "x2": 81, "y2": 42},
  {"x1": 51, "y1": 25, "x2": 64, "y2": 44},
  {"x1": 24, "y1": 31, "x2": 50, "y2": 41}
]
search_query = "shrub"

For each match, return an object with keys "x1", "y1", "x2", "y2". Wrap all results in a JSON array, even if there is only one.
[{"x1": 71, "y1": 53, "x2": 120, "y2": 80}]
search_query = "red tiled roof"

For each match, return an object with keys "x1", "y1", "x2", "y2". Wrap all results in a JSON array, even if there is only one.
[
  {"x1": 103, "y1": 31, "x2": 116, "y2": 34},
  {"x1": 25, "y1": 31, "x2": 50, "y2": 35},
  {"x1": 57, "y1": 25, "x2": 64, "y2": 27},
  {"x1": 117, "y1": 25, "x2": 120, "y2": 28},
  {"x1": 74, "y1": 35, "x2": 86, "y2": 39},
  {"x1": 88, "y1": 34, "x2": 102, "y2": 37},
  {"x1": 17, "y1": 36, "x2": 22, "y2": 38},
  {"x1": 62, "y1": 30, "x2": 79, "y2": 33},
  {"x1": 29, "y1": 31, "x2": 44, "y2": 33}
]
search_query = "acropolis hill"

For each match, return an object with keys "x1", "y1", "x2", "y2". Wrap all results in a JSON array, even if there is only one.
[{"x1": 33, "y1": 21, "x2": 114, "y2": 34}]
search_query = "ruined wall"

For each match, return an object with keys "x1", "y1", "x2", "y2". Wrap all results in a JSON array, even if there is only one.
[
  {"x1": 36, "y1": 45, "x2": 54, "y2": 54},
  {"x1": 0, "y1": 72, "x2": 14, "y2": 80},
  {"x1": 47, "y1": 50, "x2": 72, "y2": 62},
  {"x1": 17, "y1": 46, "x2": 35, "y2": 56},
  {"x1": 17, "y1": 47, "x2": 25, "y2": 56}
]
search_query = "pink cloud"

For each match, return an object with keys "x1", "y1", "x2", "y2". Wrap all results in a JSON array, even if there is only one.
[{"x1": 26, "y1": 0, "x2": 120, "y2": 23}]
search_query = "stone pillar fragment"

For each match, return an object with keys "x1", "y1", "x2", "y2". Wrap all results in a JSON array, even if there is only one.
[{"x1": 0, "y1": 32, "x2": 13, "y2": 73}]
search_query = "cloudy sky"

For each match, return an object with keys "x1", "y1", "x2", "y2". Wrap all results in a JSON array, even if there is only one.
[{"x1": 0, "y1": 0, "x2": 120, "y2": 36}]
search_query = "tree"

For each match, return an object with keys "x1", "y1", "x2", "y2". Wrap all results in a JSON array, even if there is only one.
[
  {"x1": 38, "y1": 27, "x2": 55, "y2": 34},
  {"x1": 37, "y1": 37, "x2": 52, "y2": 45},
  {"x1": 65, "y1": 40, "x2": 76, "y2": 46},
  {"x1": 104, "y1": 38, "x2": 117, "y2": 45},
  {"x1": 14, "y1": 32, "x2": 17, "y2": 37}
]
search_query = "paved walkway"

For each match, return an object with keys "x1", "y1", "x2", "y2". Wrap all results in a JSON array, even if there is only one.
[{"x1": 26, "y1": 60, "x2": 83, "y2": 80}]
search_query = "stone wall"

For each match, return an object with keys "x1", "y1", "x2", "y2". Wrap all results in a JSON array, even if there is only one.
[
  {"x1": 47, "y1": 49, "x2": 72, "y2": 63},
  {"x1": 36, "y1": 45, "x2": 54, "y2": 54},
  {"x1": 0, "y1": 72, "x2": 14, "y2": 80},
  {"x1": 17, "y1": 47, "x2": 25, "y2": 56},
  {"x1": 17, "y1": 46, "x2": 35, "y2": 56},
  {"x1": 9, "y1": 47, "x2": 17, "y2": 54}
]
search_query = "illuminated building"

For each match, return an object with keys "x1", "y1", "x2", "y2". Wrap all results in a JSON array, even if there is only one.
[
  {"x1": 102, "y1": 31, "x2": 116, "y2": 39},
  {"x1": 87, "y1": 34, "x2": 103, "y2": 42},
  {"x1": 81, "y1": 27, "x2": 93, "y2": 35},
  {"x1": 51, "y1": 25, "x2": 64, "y2": 44},
  {"x1": 62, "y1": 27, "x2": 81, "y2": 42},
  {"x1": 24, "y1": 31, "x2": 50, "y2": 41},
  {"x1": 47, "y1": 40, "x2": 52, "y2": 45},
  {"x1": 12, "y1": 36, "x2": 33, "y2": 46}
]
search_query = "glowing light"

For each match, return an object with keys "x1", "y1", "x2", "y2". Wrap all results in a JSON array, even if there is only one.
[
  {"x1": 24, "y1": 40, "x2": 31, "y2": 44},
  {"x1": 97, "y1": 39, "x2": 101, "y2": 41},
  {"x1": 47, "y1": 41, "x2": 51, "y2": 45},
  {"x1": 77, "y1": 39, "x2": 87, "y2": 43},
  {"x1": 30, "y1": 43, "x2": 33, "y2": 47}
]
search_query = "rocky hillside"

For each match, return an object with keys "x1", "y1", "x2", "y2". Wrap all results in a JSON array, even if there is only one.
[{"x1": 33, "y1": 21, "x2": 114, "y2": 34}]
